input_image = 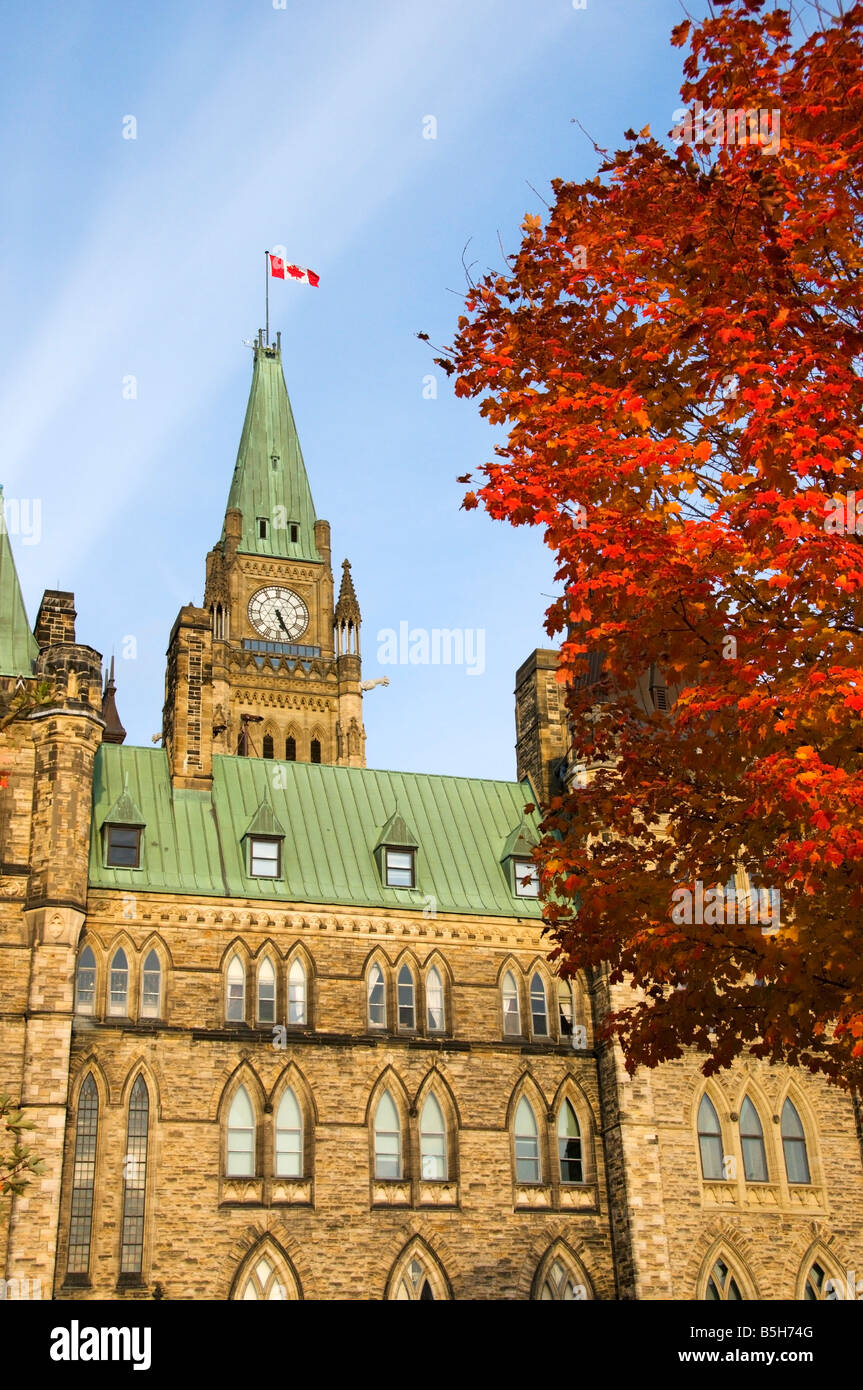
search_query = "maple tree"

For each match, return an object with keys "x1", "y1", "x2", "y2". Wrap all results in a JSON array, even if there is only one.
[{"x1": 441, "y1": 0, "x2": 863, "y2": 1088}]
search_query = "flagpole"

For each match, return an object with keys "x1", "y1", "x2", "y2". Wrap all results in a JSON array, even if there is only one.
[{"x1": 264, "y1": 250, "x2": 269, "y2": 345}]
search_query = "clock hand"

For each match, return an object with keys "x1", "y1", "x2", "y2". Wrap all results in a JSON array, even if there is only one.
[{"x1": 275, "y1": 609, "x2": 289, "y2": 634}]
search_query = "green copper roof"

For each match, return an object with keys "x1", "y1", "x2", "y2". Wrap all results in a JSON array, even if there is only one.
[
  {"x1": 222, "y1": 339, "x2": 321, "y2": 562},
  {"x1": 88, "y1": 746, "x2": 542, "y2": 918},
  {"x1": 501, "y1": 821, "x2": 538, "y2": 860},
  {"x1": 102, "y1": 774, "x2": 146, "y2": 828},
  {"x1": 243, "y1": 798, "x2": 286, "y2": 839},
  {"x1": 375, "y1": 809, "x2": 418, "y2": 850},
  {"x1": 0, "y1": 489, "x2": 38, "y2": 677}
]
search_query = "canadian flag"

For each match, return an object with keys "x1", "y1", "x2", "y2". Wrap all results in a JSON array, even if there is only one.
[{"x1": 269, "y1": 255, "x2": 320, "y2": 287}]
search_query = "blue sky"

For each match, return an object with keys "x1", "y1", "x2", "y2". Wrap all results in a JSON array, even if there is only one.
[{"x1": 0, "y1": 0, "x2": 706, "y2": 779}]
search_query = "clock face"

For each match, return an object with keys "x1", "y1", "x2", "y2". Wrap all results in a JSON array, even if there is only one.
[{"x1": 248, "y1": 587, "x2": 309, "y2": 641}]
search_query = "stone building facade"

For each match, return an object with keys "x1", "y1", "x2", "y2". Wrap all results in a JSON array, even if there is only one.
[{"x1": 0, "y1": 339, "x2": 861, "y2": 1301}]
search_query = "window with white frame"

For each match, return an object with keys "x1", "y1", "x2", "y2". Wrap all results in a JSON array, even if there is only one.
[
  {"x1": 76, "y1": 945, "x2": 96, "y2": 1015},
  {"x1": 781, "y1": 1098, "x2": 811, "y2": 1184},
  {"x1": 530, "y1": 972, "x2": 548, "y2": 1035},
  {"x1": 374, "y1": 1090, "x2": 402, "y2": 1179},
  {"x1": 426, "y1": 967, "x2": 444, "y2": 1032},
  {"x1": 384, "y1": 848, "x2": 415, "y2": 888},
  {"x1": 397, "y1": 964, "x2": 415, "y2": 1029},
  {"x1": 513, "y1": 856, "x2": 539, "y2": 897},
  {"x1": 558, "y1": 1100, "x2": 583, "y2": 1183},
  {"x1": 502, "y1": 971, "x2": 521, "y2": 1036},
  {"x1": 368, "y1": 963, "x2": 386, "y2": 1027},
  {"x1": 514, "y1": 1096, "x2": 541, "y2": 1183},
  {"x1": 140, "y1": 949, "x2": 161, "y2": 1018},
  {"x1": 420, "y1": 1094, "x2": 447, "y2": 1181},
  {"x1": 739, "y1": 1097, "x2": 768, "y2": 1182},
  {"x1": 249, "y1": 836, "x2": 280, "y2": 878},
  {"x1": 288, "y1": 958, "x2": 307, "y2": 1025},
  {"x1": 226, "y1": 955, "x2": 245, "y2": 1022},
  {"x1": 108, "y1": 948, "x2": 129, "y2": 1015},
  {"x1": 257, "y1": 958, "x2": 275, "y2": 1024},
  {"x1": 275, "y1": 1088, "x2": 302, "y2": 1177},
  {"x1": 697, "y1": 1095, "x2": 725, "y2": 1181},
  {"x1": 226, "y1": 1085, "x2": 255, "y2": 1176}
]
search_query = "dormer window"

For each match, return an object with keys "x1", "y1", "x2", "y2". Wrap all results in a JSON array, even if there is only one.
[
  {"x1": 242, "y1": 798, "x2": 286, "y2": 880},
  {"x1": 101, "y1": 776, "x2": 146, "y2": 871},
  {"x1": 513, "y1": 857, "x2": 539, "y2": 898},
  {"x1": 385, "y1": 848, "x2": 415, "y2": 888},
  {"x1": 374, "y1": 809, "x2": 419, "y2": 891}
]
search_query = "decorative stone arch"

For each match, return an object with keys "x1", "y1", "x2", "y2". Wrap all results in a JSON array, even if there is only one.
[
  {"x1": 283, "y1": 940, "x2": 315, "y2": 1028},
  {"x1": 104, "y1": 928, "x2": 136, "y2": 1008},
  {"x1": 774, "y1": 1080, "x2": 821, "y2": 1188},
  {"x1": 384, "y1": 1234, "x2": 452, "y2": 1301},
  {"x1": 229, "y1": 1234, "x2": 302, "y2": 1301},
  {"x1": 793, "y1": 1236, "x2": 849, "y2": 1301},
  {"x1": 269, "y1": 1060, "x2": 317, "y2": 1180},
  {"x1": 308, "y1": 724, "x2": 326, "y2": 763},
  {"x1": 730, "y1": 1075, "x2": 776, "y2": 1181},
  {"x1": 549, "y1": 1074, "x2": 598, "y2": 1184},
  {"x1": 219, "y1": 938, "x2": 253, "y2": 1024},
  {"x1": 74, "y1": 932, "x2": 104, "y2": 1016},
  {"x1": 68, "y1": 1055, "x2": 110, "y2": 1111},
  {"x1": 693, "y1": 1230, "x2": 761, "y2": 1300},
  {"x1": 690, "y1": 1079, "x2": 732, "y2": 1182},
  {"x1": 506, "y1": 1070, "x2": 551, "y2": 1185},
  {"x1": 420, "y1": 949, "x2": 452, "y2": 1034},
  {"x1": 260, "y1": 719, "x2": 279, "y2": 760},
  {"x1": 251, "y1": 938, "x2": 281, "y2": 1025},
  {"x1": 496, "y1": 955, "x2": 527, "y2": 1039},
  {"x1": 525, "y1": 957, "x2": 556, "y2": 1039},
  {"x1": 531, "y1": 1237, "x2": 594, "y2": 1301},
  {"x1": 392, "y1": 947, "x2": 421, "y2": 1032},
  {"x1": 218, "y1": 1061, "x2": 267, "y2": 1181},
  {"x1": 119, "y1": 1058, "x2": 162, "y2": 1118},
  {"x1": 413, "y1": 1066, "x2": 460, "y2": 1183}
]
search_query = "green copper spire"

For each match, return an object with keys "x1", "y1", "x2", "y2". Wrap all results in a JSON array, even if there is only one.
[
  {"x1": 0, "y1": 487, "x2": 38, "y2": 677},
  {"x1": 222, "y1": 334, "x2": 321, "y2": 562}
]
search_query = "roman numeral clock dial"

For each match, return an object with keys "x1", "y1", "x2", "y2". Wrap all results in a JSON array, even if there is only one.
[{"x1": 247, "y1": 586, "x2": 309, "y2": 642}]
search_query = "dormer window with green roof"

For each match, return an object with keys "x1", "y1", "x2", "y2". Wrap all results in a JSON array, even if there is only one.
[
  {"x1": 242, "y1": 798, "x2": 286, "y2": 879},
  {"x1": 501, "y1": 821, "x2": 540, "y2": 900},
  {"x1": 375, "y1": 810, "x2": 418, "y2": 890},
  {"x1": 101, "y1": 776, "x2": 146, "y2": 870}
]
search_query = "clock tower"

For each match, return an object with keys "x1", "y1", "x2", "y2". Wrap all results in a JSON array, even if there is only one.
[{"x1": 161, "y1": 331, "x2": 366, "y2": 787}]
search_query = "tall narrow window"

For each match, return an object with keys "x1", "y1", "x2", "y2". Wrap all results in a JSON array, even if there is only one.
[
  {"x1": 368, "y1": 963, "x2": 386, "y2": 1027},
  {"x1": 697, "y1": 1095, "x2": 724, "y2": 1180},
  {"x1": 67, "y1": 1074, "x2": 98, "y2": 1276},
  {"x1": 374, "y1": 1090, "x2": 401, "y2": 1179},
  {"x1": 310, "y1": 739, "x2": 321, "y2": 764},
  {"x1": 226, "y1": 955, "x2": 245, "y2": 1022},
  {"x1": 558, "y1": 1100, "x2": 583, "y2": 1183},
  {"x1": 804, "y1": 1263, "x2": 829, "y2": 1301},
  {"x1": 557, "y1": 978, "x2": 574, "y2": 1037},
  {"x1": 285, "y1": 736, "x2": 296, "y2": 762},
  {"x1": 108, "y1": 948, "x2": 129, "y2": 1016},
  {"x1": 76, "y1": 945, "x2": 96, "y2": 1015},
  {"x1": 140, "y1": 950, "x2": 161, "y2": 1018},
  {"x1": 227, "y1": 1085, "x2": 255, "y2": 1176},
  {"x1": 781, "y1": 1099, "x2": 811, "y2": 1184},
  {"x1": 514, "y1": 1097, "x2": 540, "y2": 1183},
  {"x1": 257, "y1": 517, "x2": 268, "y2": 540},
  {"x1": 530, "y1": 972, "x2": 548, "y2": 1035},
  {"x1": 288, "y1": 958, "x2": 307, "y2": 1025},
  {"x1": 397, "y1": 965, "x2": 415, "y2": 1029},
  {"x1": 420, "y1": 1094, "x2": 447, "y2": 1180},
  {"x1": 120, "y1": 1076, "x2": 149, "y2": 1276},
  {"x1": 262, "y1": 734, "x2": 274, "y2": 759},
  {"x1": 739, "y1": 1097, "x2": 768, "y2": 1182},
  {"x1": 426, "y1": 967, "x2": 444, "y2": 1032},
  {"x1": 257, "y1": 958, "x2": 275, "y2": 1024},
  {"x1": 275, "y1": 1088, "x2": 302, "y2": 1177},
  {"x1": 502, "y1": 972, "x2": 521, "y2": 1036}
]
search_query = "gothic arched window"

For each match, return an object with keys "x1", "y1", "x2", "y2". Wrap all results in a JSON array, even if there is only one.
[
  {"x1": 288, "y1": 958, "x2": 307, "y2": 1024},
  {"x1": 140, "y1": 949, "x2": 161, "y2": 1019},
  {"x1": 502, "y1": 971, "x2": 521, "y2": 1036},
  {"x1": 397, "y1": 964, "x2": 415, "y2": 1029},
  {"x1": 120, "y1": 1076, "x2": 149, "y2": 1275},
  {"x1": 697, "y1": 1095, "x2": 724, "y2": 1180},
  {"x1": 226, "y1": 955, "x2": 245, "y2": 1022},
  {"x1": 739, "y1": 1096, "x2": 768, "y2": 1182},
  {"x1": 426, "y1": 967, "x2": 444, "y2": 1032},
  {"x1": 66, "y1": 1074, "x2": 99, "y2": 1276},
  {"x1": 374, "y1": 1090, "x2": 401, "y2": 1179},
  {"x1": 109, "y1": 948, "x2": 128, "y2": 1016},
  {"x1": 514, "y1": 1096, "x2": 541, "y2": 1183},
  {"x1": 705, "y1": 1257, "x2": 742, "y2": 1301},
  {"x1": 257, "y1": 958, "x2": 275, "y2": 1024},
  {"x1": 420, "y1": 1094, "x2": 447, "y2": 1180},
  {"x1": 285, "y1": 736, "x2": 296, "y2": 761},
  {"x1": 394, "y1": 1257, "x2": 437, "y2": 1301},
  {"x1": 76, "y1": 945, "x2": 97, "y2": 1015},
  {"x1": 781, "y1": 1098, "x2": 811, "y2": 1184},
  {"x1": 530, "y1": 972, "x2": 548, "y2": 1035},
  {"x1": 262, "y1": 734, "x2": 274, "y2": 760},
  {"x1": 226, "y1": 1085, "x2": 255, "y2": 1176},
  {"x1": 368, "y1": 963, "x2": 386, "y2": 1028},
  {"x1": 275, "y1": 1088, "x2": 302, "y2": 1178},
  {"x1": 310, "y1": 738, "x2": 322, "y2": 764},
  {"x1": 539, "y1": 1255, "x2": 588, "y2": 1301},
  {"x1": 558, "y1": 1100, "x2": 583, "y2": 1183}
]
